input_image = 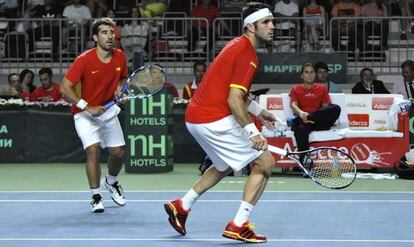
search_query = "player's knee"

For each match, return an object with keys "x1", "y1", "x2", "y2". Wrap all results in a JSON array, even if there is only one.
[
  {"x1": 109, "y1": 147, "x2": 125, "y2": 159},
  {"x1": 253, "y1": 152, "x2": 274, "y2": 178}
]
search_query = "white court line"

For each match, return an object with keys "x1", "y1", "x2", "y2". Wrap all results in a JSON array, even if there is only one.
[
  {"x1": 1, "y1": 190, "x2": 414, "y2": 193},
  {"x1": 0, "y1": 199, "x2": 413, "y2": 203},
  {"x1": 0, "y1": 238, "x2": 413, "y2": 243}
]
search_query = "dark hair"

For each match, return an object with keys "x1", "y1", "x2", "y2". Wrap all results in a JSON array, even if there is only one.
[
  {"x1": 401, "y1": 60, "x2": 414, "y2": 71},
  {"x1": 92, "y1": 17, "x2": 116, "y2": 36},
  {"x1": 193, "y1": 61, "x2": 206, "y2": 70},
  {"x1": 242, "y1": 2, "x2": 272, "y2": 31},
  {"x1": 39, "y1": 67, "x2": 53, "y2": 76},
  {"x1": 8, "y1": 73, "x2": 19, "y2": 83},
  {"x1": 314, "y1": 62, "x2": 328, "y2": 72},
  {"x1": 360, "y1": 67, "x2": 373, "y2": 78},
  {"x1": 20, "y1": 69, "x2": 34, "y2": 83}
]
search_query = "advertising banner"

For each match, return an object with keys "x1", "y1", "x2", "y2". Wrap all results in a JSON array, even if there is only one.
[
  {"x1": 254, "y1": 53, "x2": 347, "y2": 84},
  {"x1": 0, "y1": 110, "x2": 26, "y2": 162},
  {"x1": 124, "y1": 87, "x2": 174, "y2": 173}
]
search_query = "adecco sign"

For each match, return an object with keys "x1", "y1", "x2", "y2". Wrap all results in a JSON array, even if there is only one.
[{"x1": 254, "y1": 53, "x2": 347, "y2": 84}]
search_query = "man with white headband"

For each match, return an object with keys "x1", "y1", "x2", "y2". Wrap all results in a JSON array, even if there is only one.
[{"x1": 164, "y1": 3, "x2": 275, "y2": 243}]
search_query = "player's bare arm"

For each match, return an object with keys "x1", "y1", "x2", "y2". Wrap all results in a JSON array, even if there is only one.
[
  {"x1": 60, "y1": 77, "x2": 105, "y2": 117},
  {"x1": 291, "y1": 101, "x2": 309, "y2": 121},
  {"x1": 246, "y1": 98, "x2": 276, "y2": 130},
  {"x1": 228, "y1": 87, "x2": 267, "y2": 151}
]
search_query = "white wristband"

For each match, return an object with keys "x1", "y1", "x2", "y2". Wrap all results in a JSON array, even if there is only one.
[
  {"x1": 76, "y1": 99, "x2": 88, "y2": 110},
  {"x1": 247, "y1": 100, "x2": 263, "y2": 117},
  {"x1": 244, "y1": 123, "x2": 261, "y2": 138}
]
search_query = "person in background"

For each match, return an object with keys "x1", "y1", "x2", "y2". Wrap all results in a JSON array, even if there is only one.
[
  {"x1": 30, "y1": 67, "x2": 62, "y2": 102},
  {"x1": 352, "y1": 67, "x2": 390, "y2": 94},
  {"x1": 188, "y1": 0, "x2": 221, "y2": 53},
  {"x1": 314, "y1": 62, "x2": 342, "y2": 93},
  {"x1": 302, "y1": 0, "x2": 325, "y2": 51},
  {"x1": 121, "y1": 7, "x2": 150, "y2": 61},
  {"x1": 397, "y1": 0, "x2": 413, "y2": 40},
  {"x1": 106, "y1": 9, "x2": 122, "y2": 50},
  {"x1": 137, "y1": 0, "x2": 168, "y2": 18},
  {"x1": 361, "y1": 0, "x2": 388, "y2": 50},
  {"x1": 7, "y1": 73, "x2": 31, "y2": 100},
  {"x1": 289, "y1": 63, "x2": 341, "y2": 164},
  {"x1": 20, "y1": 69, "x2": 36, "y2": 93},
  {"x1": 182, "y1": 61, "x2": 206, "y2": 100},
  {"x1": 392, "y1": 59, "x2": 414, "y2": 100},
  {"x1": 165, "y1": 82, "x2": 179, "y2": 99}
]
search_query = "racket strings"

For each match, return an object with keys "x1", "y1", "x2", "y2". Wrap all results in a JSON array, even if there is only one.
[
  {"x1": 307, "y1": 149, "x2": 356, "y2": 188},
  {"x1": 128, "y1": 65, "x2": 166, "y2": 97}
]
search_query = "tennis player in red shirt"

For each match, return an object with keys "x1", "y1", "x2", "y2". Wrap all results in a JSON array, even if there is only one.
[
  {"x1": 164, "y1": 3, "x2": 276, "y2": 243},
  {"x1": 60, "y1": 18, "x2": 128, "y2": 213}
]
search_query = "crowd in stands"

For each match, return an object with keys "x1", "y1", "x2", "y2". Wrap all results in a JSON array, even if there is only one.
[
  {"x1": 1, "y1": 67, "x2": 62, "y2": 102},
  {"x1": 0, "y1": 0, "x2": 412, "y2": 62}
]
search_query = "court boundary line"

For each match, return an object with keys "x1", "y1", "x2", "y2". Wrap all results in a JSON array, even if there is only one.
[
  {"x1": 1, "y1": 190, "x2": 414, "y2": 194},
  {"x1": 0, "y1": 238, "x2": 413, "y2": 243},
  {"x1": 1, "y1": 199, "x2": 413, "y2": 203}
]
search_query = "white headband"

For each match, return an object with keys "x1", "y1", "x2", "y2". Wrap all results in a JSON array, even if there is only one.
[{"x1": 243, "y1": 8, "x2": 273, "y2": 27}]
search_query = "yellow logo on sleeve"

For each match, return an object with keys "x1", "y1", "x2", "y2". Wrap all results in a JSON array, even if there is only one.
[{"x1": 116, "y1": 67, "x2": 121, "y2": 71}]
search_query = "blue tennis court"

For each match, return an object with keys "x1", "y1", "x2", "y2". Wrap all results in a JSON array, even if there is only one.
[{"x1": 1, "y1": 190, "x2": 413, "y2": 247}]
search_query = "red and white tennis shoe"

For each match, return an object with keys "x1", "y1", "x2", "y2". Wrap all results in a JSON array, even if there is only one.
[
  {"x1": 164, "y1": 199, "x2": 190, "y2": 235},
  {"x1": 223, "y1": 221, "x2": 267, "y2": 243}
]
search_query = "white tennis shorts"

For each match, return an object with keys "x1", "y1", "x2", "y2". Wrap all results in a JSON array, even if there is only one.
[
  {"x1": 74, "y1": 111, "x2": 125, "y2": 150},
  {"x1": 186, "y1": 115, "x2": 263, "y2": 172}
]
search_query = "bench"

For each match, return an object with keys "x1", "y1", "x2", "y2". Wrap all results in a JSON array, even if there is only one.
[{"x1": 259, "y1": 93, "x2": 409, "y2": 169}]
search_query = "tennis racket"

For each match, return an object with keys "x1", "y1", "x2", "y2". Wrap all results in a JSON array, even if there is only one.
[
  {"x1": 268, "y1": 145, "x2": 357, "y2": 189},
  {"x1": 104, "y1": 64, "x2": 166, "y2": 110}
]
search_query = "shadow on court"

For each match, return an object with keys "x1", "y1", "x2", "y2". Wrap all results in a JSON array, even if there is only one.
[{"x1": 0, "y1": 191, "x2": 413, "y2": 247}]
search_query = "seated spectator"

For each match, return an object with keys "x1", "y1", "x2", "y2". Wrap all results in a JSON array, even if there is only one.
[
  {"x1": 7, "y1": 73, "x2": 31, "y2": 100},
  {"x1": 314, "y1": 62, "x2": 342, "y2": 93},
  {"x1": 30, "y1": 67, "x2": 62, "y2": 102},
  {"x1": 20, "y1": 69, "x2": 36, "y2": 93},
  {"x1": 272, "y1": 0, "x2": 300, "y2": 52},
  {"x1": 187, "y1": 0, "x2": 221, "y2": 53},
  {"x1": 0, "y1": 0, "x2": 18, "y2": 30},
  {"x1": 361, "y1": 0, "x2": 388, "y2": 50},
  {"x1": 86, "y1": 0, "x2": 108, "y2": 18},
  {"x1": 25, "y1": 0, "x2": 63, "y2": 58},
  {"x1": 106, "y1": 9, "x2": 122, "y2": 49},
  {"x1": 397, "y1": 0, "x2": 414, "y2": 40},
  {"x1": 137, "y1": 0, "x2": 168, "y2": 18},
  {"x1": 183, "y1": 61, "x2": 206, "y2": 100},
  {"x1": 121, "y1": 8, "x2": 150, "y2": 61},
  {"x1": 330, "y1": 0, "x2": 362, "y2": 52},
  {"x1": 165, "y1": 82, "x2": 179, "y2": 99},
  {"x1": 302, "y1": 0, "x2": 325, "y2": 52},
  {"x1": 62, "y1": 0, "x2": 92, "y2": 52},
  {"x1": 392, "y1": 59, "x2": 414, "y2": 100},
  {"x1": 352, "y1": 67, "x2": 390, "y2": 94},
  {"x1": 289, "y1": 63, "x2": 341, "y2": 164},
  {"x1": 221, "y1": 0, "x2": 246, "y2": 12}
]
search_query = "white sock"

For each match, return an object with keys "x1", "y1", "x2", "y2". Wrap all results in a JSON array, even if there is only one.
[
  {"x1": 181, "y1": 188, "x2": 200, "y2": 211},
  {"x1": 233, "y1": 201, "x2": 254, "y2": 227},
  {"x1": 91, "y1": 188, "x2": 100, "y2": 196},
  {"x1": 106, "y1": 175, "x2": 117, "y2": 185}
]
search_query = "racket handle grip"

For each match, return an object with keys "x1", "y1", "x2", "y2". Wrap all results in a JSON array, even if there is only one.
[
  {"x1": 103, "y1": 100, "x2": 116, "y2": 110},
  {"x1": 267, "y1": 145, "x2": 288, "y2": 156}
]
